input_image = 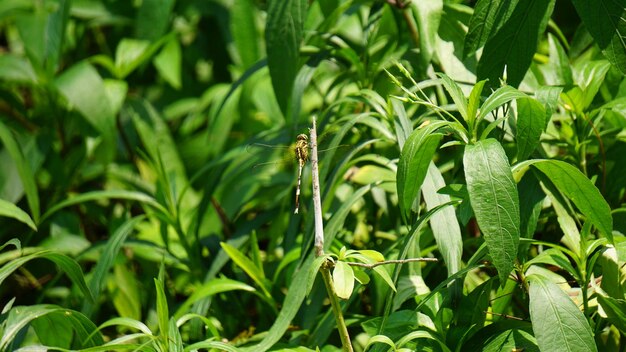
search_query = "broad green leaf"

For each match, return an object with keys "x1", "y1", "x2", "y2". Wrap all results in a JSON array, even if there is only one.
[
  {"x1": 0, "y1": 250, "x2": 94, "y2": 302},
  {"x1": 0, "y1": 198, "x2": 36, "y2": 230},
  {"x1": 516, "y1": 97, "x2": 546, "y2": 161},
  {"x1": 135, "y1": 0, "x2": 175, "y2": 41},
  {"x1": 231, "y1": 0, "x2": 261, "y2": 68},
  {"x1": 0, "y1": 54, "x2": 36, "y2": 83},
  {"x1": 83, "y1": 216, "x2": 144, "y2": 316},
  {"x1": 154, "y1": 37, "x2": 181, "y2": 89},
  {"x1": 464, "y1": 139, "x2": 520, "y2": 284},
  {"x1": 479, "y1": 85, "x2": 527, "y2": 121},
  {"x1": 597, "y1": 296, "x2": 626, "y2": 334},
  {"x1": 576, "y1": 60, "x2": 611, "y2": 110},
  {"x1": 477, "y1": 0, "x2": 555, "y2": 88},
  {"x1": 333, "y1": 261, "x2": 355, "y2": 299},
  {"x1": 532, "y1": 160, "x2": 613, "y2": 242},
  {"x1": 54, "y1": 61, "x2": 115, "y2": 159},
  {"x1": 410, "y1": 0, "x2": 443, "y2": 65},
  {"x1": 463, "y1": 0, "x2": 519, "y2": 58},
  {"x1": 220, "y1": 242, "x2": 272, "y2": 299},
  {"x1": 528, "y1": 274, "x2": 597, "y2": 352},
  {"x1": 0, "y1": 120, "x2": 40, "y2": 224},
  {"x1": 570, "y1": 0, "x2": 626, "y2": 74},
  {"x1": 437, "y1": 73, "x2": 468, "y2": 120},
  {"x1": 397, "y1": 121, "x2": 446, "y2": 222},
  {"x1": 31, "y1": 310, "x2": 74, "y2": 348},
  {"x1": 0, "y1": 305, "x2": 103, "y2": 351},
  {"x1": 265, "y1": 0, "x2": 306, "y2": 114},
  {"x1": 115, "y1": 39, "x2": 150, "y2": 78},
  {"x1": 422, "y1": 162, "x2": 462, "y2": 275}
]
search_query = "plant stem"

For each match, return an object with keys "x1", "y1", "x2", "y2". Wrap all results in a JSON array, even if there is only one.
[
  {"x1": 310, "y1": 116, "x2": 353, "y2": 352},
  {"x1": 320, "y1": 264, "x2": 353, "y2": 352}
]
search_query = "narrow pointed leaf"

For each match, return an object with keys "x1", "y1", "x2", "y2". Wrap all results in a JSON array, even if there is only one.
[
  {"x1": 532, "y1": 160, "x2": 613, "y2": 242},
  {"x1": 397, "y1": 121, "x2": 447, "y2": 222}
]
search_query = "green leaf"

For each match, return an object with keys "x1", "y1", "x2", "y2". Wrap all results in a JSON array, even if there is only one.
[
  {"x1": 54, "y1": 61, "x2": 115, "y2": 159},
  {"x1": 155, "y1": 276, "x2": 169, "y2": 347},
  {"x1": 372, "y1": 265, "x2": 396, "y2": 293},
  {"x1": 528, "y1": 274, "x2": 597, "y2": 352},
  {"x1": 220, "y1": 242, "x2": 272, "y2": 299},
  {"x1": 0, "y1": 251, "x2": 94, "y2": 302},
  {"x1": 114, "y1": 38, "x2": 167, "y2": 78},
  {"x1": 597, "y1": 296, "x2": 626, "y2": 334},
  {"x1": 397, "y1": 121, "x2": 446, "y2": 222},
  {"x1": 576, "y1": 60, "x2": 611, "y2": 110},
  {"x1": 41, "y1": 190, "x2": 169, "y2": 223},
  {"x1": 536, "y1": 85, "x2": 562, "y2": 127},
  {"x1": 464, "y1": 139, "x2": 520, "y2": 284},
  {"x1": 0, "y1": 54, "x2": 36, "y2": 83},
  {"x1": 437, "y1": 73, "x2": 468, "y2": 120},
  {"x1": 479, "y1": 85, "x2": 527, "y2": 121},
  {"x1": 516, "y1": 97, "x2": 546, "y2": 161},
  {"x1": 231, "y1": 0, "x2": 261, "y2": 68},
  {"x1": 0, "y1": 120, "x2": 40, "y2": 224},
  {"x1": 422, "y1": 162, "x2": 462, "y2": 275},
  {"x1": 532, "y1": 160, "x2": 613, "y2": 242},
  {"x1": 570, "y1": 0, "x2": 626, "y2": 74},
  {"x1": 265, "y1": 0, "x2": 306, "y2": 114},
  {"x1": 173, "y1": 278, "x2": 256, "y2": 319},
  {"x1": 97, "y1": 317, "x2": 153, "y2": 336},
  {"x1": 333, "y1": 261, "x2": 355, "y2": 299},
  {"x1": 477, "y1": 0, "x2": 556, "y2": 88},
  {"x1": 135, "y1": 0, "x2": 175, "y2": 41},
  {"x1": 410, "y1": 0, "x2": 443, "y2": 65},
  {"x1": 463, "y1": 0, "x2": 519, "y2": 57},
  {"x1": 154, "y1": 37, "x2": 182, "y2": 89},
  {"x1": 0, "y1": 198, "x2": 36, "y2": 231},
  {"x1": 467, "y1": 79, "x2": 487, "y2": 125},
  {"x1": 0, "y1": 305, "x2": 103, "y2": 350},
  {"x1": 15, "y1": 0, "x2": 69, "y2": 75},
  {"x1": 82, "y1": 216, "x2": 144, "y2": 316}
]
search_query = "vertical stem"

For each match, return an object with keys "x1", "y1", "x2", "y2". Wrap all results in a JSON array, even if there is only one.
[
  {"x1": 310, "y1": 116, "x2": 353, "y2": 352},
  {"x1": 310, "y1": 116, "x2": 325, "y2": 258}
]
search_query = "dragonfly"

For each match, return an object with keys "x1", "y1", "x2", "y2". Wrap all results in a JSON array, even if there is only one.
[{"x1": 246, "y1": 130, "x2": 347, "y2": 214}]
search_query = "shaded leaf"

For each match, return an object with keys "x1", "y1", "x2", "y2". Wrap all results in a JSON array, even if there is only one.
[
  {"x1": 265, "y1": 0, "x2": 306, "y2": 114},
  {"x1": 477, "y1": 0, "x2": 556, "y2": 88},
  {"x1": 516, "y1": 97, "x2": 546, "y2": 161},
  {"x1": 463, "y1": 0, "x2": 519, "y2": 57},
  {"x1": 570, "y1": 0, "x2": 626, "y2": 74}
]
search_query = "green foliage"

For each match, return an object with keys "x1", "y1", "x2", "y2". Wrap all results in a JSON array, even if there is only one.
[{"x1": 1, "y1": 0, "x2": 626, "y2": 351}]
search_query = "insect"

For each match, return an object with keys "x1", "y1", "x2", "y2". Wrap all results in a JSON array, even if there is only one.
[
  {"x1": 246, "y1": 130, "x2": 347, "y2": 214},
  {"x1": 293, "y1": 133, "x2": 309, "y2": 214}
]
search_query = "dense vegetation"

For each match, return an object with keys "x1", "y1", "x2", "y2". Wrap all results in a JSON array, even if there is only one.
[{"x1": 0, "y1": 0, "x2": 625, "y2": 351}]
